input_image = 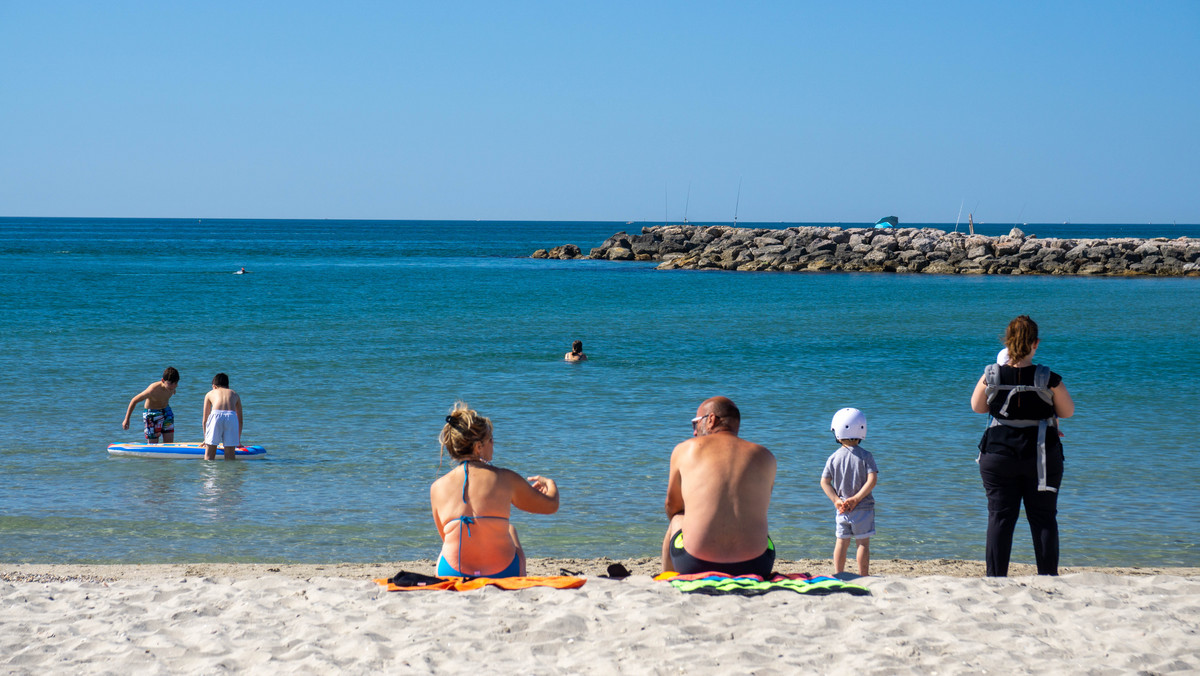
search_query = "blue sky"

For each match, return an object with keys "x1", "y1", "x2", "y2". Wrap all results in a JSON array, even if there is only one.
[{"x1": 2, "y1": 1, "x2": 1197, "y2": 223}]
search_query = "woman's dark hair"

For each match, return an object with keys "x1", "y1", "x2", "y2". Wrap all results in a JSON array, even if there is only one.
[
  {"x1": 1004, "y1": 315, "x2": 1039, "y2": 363},
  {"x1": 571, "y1": 340, "x2": 583, "y2": 354}
]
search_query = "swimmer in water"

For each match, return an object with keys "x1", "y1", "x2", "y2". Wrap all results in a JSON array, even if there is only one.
[{"x1": 564, "y1": 340, "x2": 587, "y2": 362}]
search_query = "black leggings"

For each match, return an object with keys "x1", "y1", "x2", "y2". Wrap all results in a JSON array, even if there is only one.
[{"x1": 979, "y1": 452, "x2": 1061, "y2": 576}]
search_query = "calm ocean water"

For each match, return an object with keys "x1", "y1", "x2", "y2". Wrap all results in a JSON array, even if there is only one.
[{"x1": 2, "y1": 217, "x2": 1198, "y2": 567}]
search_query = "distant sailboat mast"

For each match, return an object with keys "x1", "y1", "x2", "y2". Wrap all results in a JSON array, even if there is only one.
[
  {"x1": 732, "y1": 177, "x2": 742, "y2": 227},
  {"x1": 683, "y1": 182, "x2": 691, "y2": 224},
  {"x1": 954, "y1": 199, "x2": 964, "y2": 233}
]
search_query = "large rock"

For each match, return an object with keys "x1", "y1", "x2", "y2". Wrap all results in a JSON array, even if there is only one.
[
  {"x1": 967, "y1": 244, "x2": 993, "y2": 259},
  {"x1": 863, "y1": 249, "x2": 890, "y2": 266},
  {"x1": 549, "y1": 244, "x2": 582, "y2": 259},
  {"x1": 925, "y1": 261, "x2": 958, "y2": 275}
]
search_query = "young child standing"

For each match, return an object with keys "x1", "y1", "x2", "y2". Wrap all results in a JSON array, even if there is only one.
[
  {"x1": 820, "y1": 407, "x2": 879, "y2": 576},
  {"x1": 121, "y1": 367, "x2": 180, "y2": 443}
]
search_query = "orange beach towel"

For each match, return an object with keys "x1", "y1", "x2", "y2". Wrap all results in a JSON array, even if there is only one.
[{"x1": 374, "y1": 575, "x2": 586, "y2": 592}]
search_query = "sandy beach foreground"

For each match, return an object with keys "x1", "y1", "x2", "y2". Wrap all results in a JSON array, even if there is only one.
[{"x1": 4, "y1": 560, "x2": 1198, "y2": 675}]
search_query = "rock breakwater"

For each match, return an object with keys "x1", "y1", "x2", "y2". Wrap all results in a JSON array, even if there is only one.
[{"x1": 531, "y1": 225, "x2": 1200, "y2": 276}]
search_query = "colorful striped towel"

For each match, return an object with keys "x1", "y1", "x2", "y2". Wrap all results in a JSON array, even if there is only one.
[{"x1": 655, "y1": 571, "x2": 870, "y2": 596}]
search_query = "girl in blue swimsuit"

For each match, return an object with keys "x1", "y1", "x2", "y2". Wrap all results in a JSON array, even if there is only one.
[{"x1": 430, "y1": 402, "x2": 560, "y2": 578}]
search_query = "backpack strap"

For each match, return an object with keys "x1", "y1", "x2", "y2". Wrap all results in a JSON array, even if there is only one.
[
  {"x1": 1033, "y1": 364, "x2": 1051, "y2": 391},
  {"x1": 986, "y1": 363, "x2": 1054, "y2": 417},
  {"x1": 983, "y1": 363, "x2": 1002, "y2": 405}
]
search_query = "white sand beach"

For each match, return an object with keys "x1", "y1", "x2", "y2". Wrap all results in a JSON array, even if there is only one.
[{"x1": 3, "y1": 559, "x2": 1198, "y2": 675}]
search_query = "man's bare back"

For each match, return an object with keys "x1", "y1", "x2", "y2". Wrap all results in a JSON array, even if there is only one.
[{"x1": 663, "y1": 397, "x2": 776, "y2": 571}]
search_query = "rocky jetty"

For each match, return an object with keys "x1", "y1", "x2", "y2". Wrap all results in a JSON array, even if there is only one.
[{"x1": 531, "y1": 225, "x2": 1200, "y2": 276}]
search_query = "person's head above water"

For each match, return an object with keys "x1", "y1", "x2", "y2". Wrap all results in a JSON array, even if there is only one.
[
  {"x1": 439, "y1": 401, "x2": 493, "y2": 461},
  {"x1": 571, "y1": 340, "x2": 583, "y2": 354},
  {"x1": 692, "y1": 396, "x2": 740, "y2": 436},
  {"x1": 1003, "y1": 315, "x2": 1039, "y2": 363}
]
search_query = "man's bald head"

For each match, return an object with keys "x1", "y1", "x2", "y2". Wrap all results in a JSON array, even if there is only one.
[{"x1": 696, "y1": 396, "x2": 741, "y2": 435}]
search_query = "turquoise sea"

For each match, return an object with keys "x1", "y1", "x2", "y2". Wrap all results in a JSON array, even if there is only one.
[{"x1": 2, "y1": 217, "x2": 1198, "y2": 567}]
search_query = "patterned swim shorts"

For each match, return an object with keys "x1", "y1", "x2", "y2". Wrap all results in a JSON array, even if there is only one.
[{"x1": 143, "y1": 406, "x2": 174, "y2": 441}]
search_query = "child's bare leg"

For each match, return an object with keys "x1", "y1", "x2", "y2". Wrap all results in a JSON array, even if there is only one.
[
  {"x1": 833, "y1": 537, "x2": 851, "y2": 573},
  {"x1": 223, "y1": 444, "x2": 236, "y2": 461},
  {"x1": 856, "y1": 538, "x2": 870, "y2": 576},
  {"x1": 162, "y1": 431, "x2": 174, "y2": 443},
  {"x1": 204, "y1": 444, "x2": 218, "y2": 460}
]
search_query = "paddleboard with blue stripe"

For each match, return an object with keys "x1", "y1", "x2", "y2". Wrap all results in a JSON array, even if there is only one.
[{"x1": 107, "y1": 442, "x2": 267, "y2": 459}]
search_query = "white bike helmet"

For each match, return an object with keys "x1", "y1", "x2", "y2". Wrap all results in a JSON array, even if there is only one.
[{"x1": 831, "y1": 407, "x2": 867, "y2": 441}]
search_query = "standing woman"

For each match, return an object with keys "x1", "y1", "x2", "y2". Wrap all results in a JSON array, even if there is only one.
[
  {"x1": 430, "y1": 402, "x2": 559, "y2": 578},
  {"x1": 971, "y1": 315, "x2": 1075, "y2": 576}
]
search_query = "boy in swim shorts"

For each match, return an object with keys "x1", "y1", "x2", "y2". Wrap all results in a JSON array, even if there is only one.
[
  {"x1": 202, "y1": 372, "x2": 243, "y2": 460},
  {"x1": 821, "y1": 408, "x2": 879, "y2": 576},
  {"x1": 121, "y1": 367, "x2": 180, "y2": 443}
]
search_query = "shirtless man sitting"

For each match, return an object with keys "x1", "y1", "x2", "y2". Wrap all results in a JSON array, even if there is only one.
[{"x1": 662, "y1": 396, "x2": 777, "y2": 577}]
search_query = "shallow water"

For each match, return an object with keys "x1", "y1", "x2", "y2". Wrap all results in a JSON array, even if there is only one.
[{"x1": 1, "y1": 218, "x2": 1197, "y2": 566}]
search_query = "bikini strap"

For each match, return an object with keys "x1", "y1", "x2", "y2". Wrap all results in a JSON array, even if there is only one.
[{"x1": 454, "y1": 515, "x2": 477, "y2": 536}]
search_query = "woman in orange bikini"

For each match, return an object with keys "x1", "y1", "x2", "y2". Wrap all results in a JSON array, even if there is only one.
[{"x1": 430, "y1": 402, "x2": 560, "y2": 577}]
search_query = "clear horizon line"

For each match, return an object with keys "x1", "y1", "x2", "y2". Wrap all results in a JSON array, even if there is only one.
[{"x1": 2, "y1": 215, "x2": 1197, "y2": 227}]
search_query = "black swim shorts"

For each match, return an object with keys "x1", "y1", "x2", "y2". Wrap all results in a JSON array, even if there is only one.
[{"x1": 669, "y1": 530, "x2": 775, "y2": 578}]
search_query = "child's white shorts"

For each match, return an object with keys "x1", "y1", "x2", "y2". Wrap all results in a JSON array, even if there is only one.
[
  {"x1": 204, "y1": 410, "x2": 240, "y2": 447},
  {"x1": 835, "y1": 507, "x2": 875, "y2": 540}
]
